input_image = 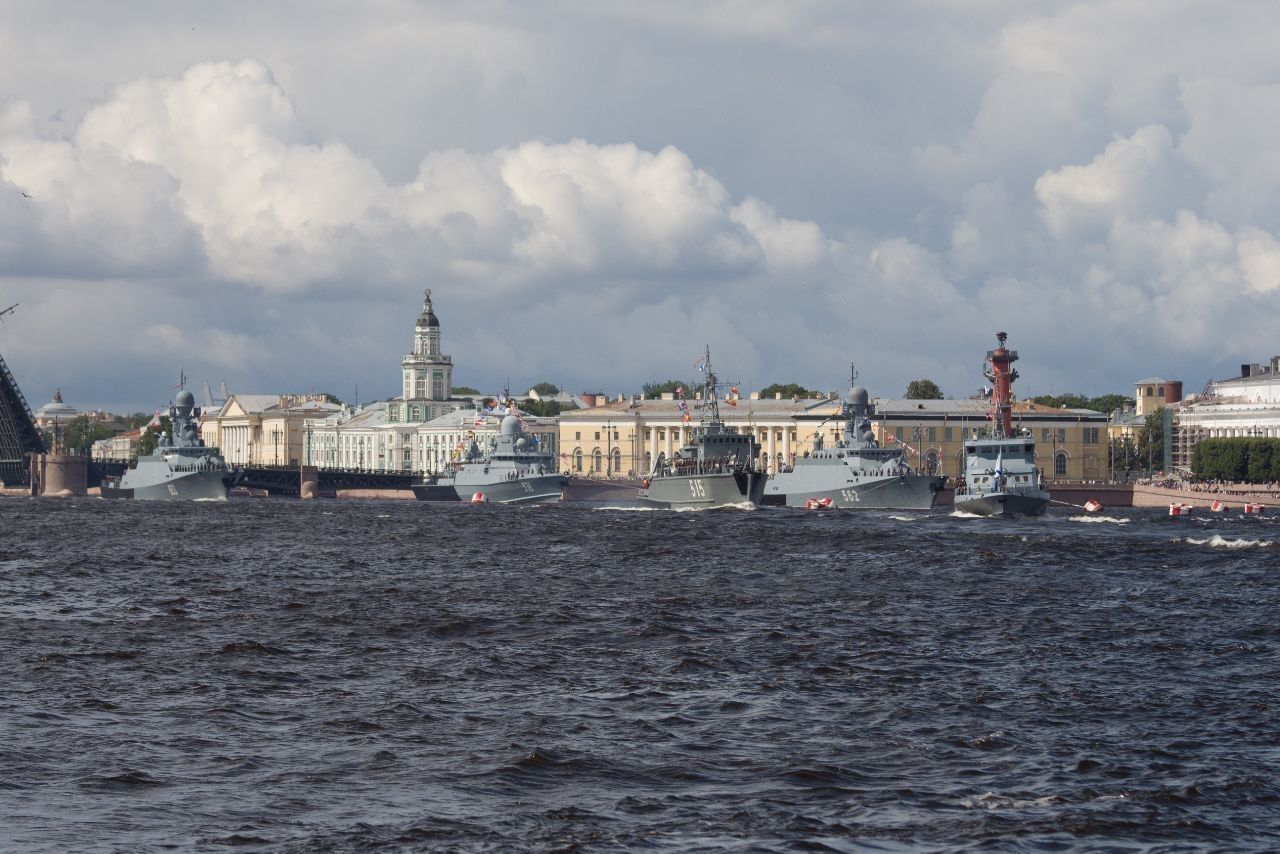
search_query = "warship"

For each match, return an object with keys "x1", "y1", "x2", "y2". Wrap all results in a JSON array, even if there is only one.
[
  {"x1": 102, "y1": 389, "x2": 238, "y2": 500},
  {"x1": 412, "y1": 411, "x2": 566, "y2": 503},
  {"x1": 953, "y1": 332, "x2": 1051, "y2": 518},
  {"x1": 762, "y1": 367, "x2": 946, "y2": 509},
  {"x1": 637, "y1": 347, "x2": 765, "y2": 509}
]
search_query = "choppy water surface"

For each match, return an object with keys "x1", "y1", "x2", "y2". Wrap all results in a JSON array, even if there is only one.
[{"x1": 1, "y1": 498, "x2": 1277, "y2": 851}]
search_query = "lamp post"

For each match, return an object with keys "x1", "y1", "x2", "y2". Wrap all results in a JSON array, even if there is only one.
[{"x1": 1052, "y1": 428, "x2": 1057, "y2": 482}]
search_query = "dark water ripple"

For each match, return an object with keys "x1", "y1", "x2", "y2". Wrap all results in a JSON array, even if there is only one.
[{"x1": 1, "y1": 499, "x2": 1278, "y2": 851}]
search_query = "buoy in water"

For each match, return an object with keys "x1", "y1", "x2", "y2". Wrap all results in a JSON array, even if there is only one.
[
  {"x1": 804, "y1": 497, "x2": 833, "y2": 511},
  {"x1": 1210, "y1": 499, "x2": 1227, "y2": 512},
  {"x1": 1169, "y1": 502, "x2": 1192, "y2": 516},
  {"x1": 1244, "y1": 502, "x2": 1265, "y2": 514},
  {"x1": 1083, "y1": 499, "x2": 1103, "y2": 512},
  {"x1": 471, "y1": 492, "x2": 488, "y2": 503}
]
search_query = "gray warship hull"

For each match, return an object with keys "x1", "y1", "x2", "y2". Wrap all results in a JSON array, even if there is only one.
[
  {"x1": 637, "y1": 470, "x2": 764, "y2": 509},
  {"x1": 413, "y1": 472, "x2": 567, "y2": 504},
  {"x1": 954, "y1": 490, "x2": 1050, "y2": 518},
  {"x1": 763, "y1": 471, "x2": 944, "y2": 509},
  {"x1": 561, "y1": 476, "x2": 643, "y2": 503},
  {"x1": 106, "y1": 468, "x2": 236, "y2": 501},
  {"x1": 102, "y1": 387, "x2": 236, "y2": 501}
]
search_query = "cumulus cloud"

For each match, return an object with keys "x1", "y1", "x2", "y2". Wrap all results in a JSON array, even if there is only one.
[{"x1": 2, "y1": 3, "x2": 1280, "y2": 410}]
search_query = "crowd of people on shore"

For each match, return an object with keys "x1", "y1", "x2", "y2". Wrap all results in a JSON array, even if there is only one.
[{"x1": 1137, "y1": 476, "x2": 1280, "y2": 497}]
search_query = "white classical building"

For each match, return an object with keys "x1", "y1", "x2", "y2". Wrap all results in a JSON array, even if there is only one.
[
  {"x1": 1175, "y1": 357, "x2": 1280, "y2": 440},
  {"x1": 301, "y1": 290, "x2": 560, "y2": 474}
]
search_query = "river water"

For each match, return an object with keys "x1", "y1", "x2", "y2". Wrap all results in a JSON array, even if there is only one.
[{"x1": 1, "y1": 497, "x2": 1277, "y2": 851}]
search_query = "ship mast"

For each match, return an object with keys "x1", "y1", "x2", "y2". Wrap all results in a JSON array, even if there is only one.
[
  {"x1": 699, "y1": 345, "x2": 721, "y2": 427},
  {"x1": 983, "y1": 331, "x2": 1019, "y2": 438}
]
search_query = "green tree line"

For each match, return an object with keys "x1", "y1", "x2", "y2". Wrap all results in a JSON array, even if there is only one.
[{"x1": 1192, "y1": 438, "x2": 1280, "y2": 482}]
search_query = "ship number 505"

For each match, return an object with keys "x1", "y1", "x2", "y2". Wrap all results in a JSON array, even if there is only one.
[{"x1": 689, "y1": 479, "x2": 707, "y2": 498}]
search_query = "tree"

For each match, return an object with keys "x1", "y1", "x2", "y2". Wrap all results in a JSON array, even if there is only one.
[
  {"x1": 1193, "y1": 437, "x2": 1280, "y2": 482},
  {"x1": 760, "y1": 383, "x2": 811, "y2": 399},
  {"x1": 138, "y1": 417, "x2": 171, "y2": 456},
  {"x1": 530, "y1": 382, "x2": 559, "y2": 396},
  {"x1": 904, "y1": 379, "x2": 943, "y2": 400},
  {"x1": 522, "y1": 399, "x2": 568, "y2": 417},
  {"x1": 59, "y1": 416, "x2": 118, "y2": 453},
  {"x1": 1136, "y1": 408, "x2": 1165, "y2": 472},
  {"x1": 316, "y1": 392, "x2": 343, "y2": 405},
  {"x1": 1088, "y1": 394, "x2": 1130, "y2": 415},
  {"x1": 452, "y1": 386, "x2": 480, "y2": 396},
  {"x1": 1031, "y1": 392, "x2": 1129, "y2": 413},
  {"x1": 1031, "y1": 393, "x2": 1089, "y2": 409},
  {"x1": 643, "y1": 379, "x2": 689, "y2": 398}
]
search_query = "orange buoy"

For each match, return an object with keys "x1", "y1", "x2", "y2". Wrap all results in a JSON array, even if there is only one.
[
  {"x1": 1244, "y1": 502, "x2": 1265, "y2": 514},
  {"x1": 1083, "y1": 499, "x2": 1103, "y2": 512},
  {"x1": 471, "y1": 492, "x2": 488, "y2": 503},
  {"x1": 1210, "y1": 499, "x2": 1226, "y2": 512}
]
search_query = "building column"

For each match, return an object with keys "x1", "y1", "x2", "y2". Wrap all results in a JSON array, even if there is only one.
[
  {"x1": 767, "y1": 428, "x2": 778, "y2": 473},
  {"x1": 783, "y1": 427, "x2": 792, "y2": 467}
]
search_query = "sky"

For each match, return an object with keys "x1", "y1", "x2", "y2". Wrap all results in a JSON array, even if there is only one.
[{"x1": 3, "y1": 0, "x2": 1280, "y2": 413}]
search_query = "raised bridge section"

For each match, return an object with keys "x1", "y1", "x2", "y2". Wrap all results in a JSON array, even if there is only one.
[{"x1": 0, "y1": 349, "x2": 45, "y2": 486}]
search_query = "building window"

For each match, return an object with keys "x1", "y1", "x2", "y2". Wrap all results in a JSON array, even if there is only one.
[
  {"x1": 432, "y1": 373, "x2": 444, "y2": 399},
  {"x1": 573, "y1": 448, "x2": 583, "y2": 472},
  {"x1": 575, "y1": 431, "x2": 581, "y2": 440},
  {"x1": 592, "y1": 449, "x2": 602, "y2": 472},
  {"x1": 595, "y1": 432, "x2": 600, "y2": 440},
  {"x1": 895, "y1": 427, "x2": 904, "y2": 441},
  {"x1": 611, "y1": 448, "x2": 621, "y2": 474},
  {"x1": 1055, "y1": 452, "x2": 1068, "y2": 476},
  {"x1": 927, "y1": 427, "x2": 936, "y2": 442},
  {"x1": 944, "y1": 427, "x2": 953, "y2": 442},
  {"x1": 1057, "y1": 428, "x2": 1066, "y2": 443},
  {"x1": 1084, "y1": 427, "x2": 1100, "y2": 444}
]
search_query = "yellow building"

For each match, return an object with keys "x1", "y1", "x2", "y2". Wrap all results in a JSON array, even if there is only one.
[
  {"x1": 559, "y1": 393, "x2": 1112, "y2": 482},
  {"x1": 203, "y1": 394, "x2": 343, "y2": 467}
]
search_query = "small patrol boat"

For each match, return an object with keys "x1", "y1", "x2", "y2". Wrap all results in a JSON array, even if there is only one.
[
  {"x1": 102, "y1": 389, "x2": 239, "y2": 500},
  {"x1": 762, "y1": 366, "x2": 946, "y2": 510},
  {"x1": 637, "y1": 347, "x2": 765, "y2": 509},
  {"x1": 412, "y1": 410, "x2": 566, "y2": 504},
  {"x1": 953, "y1": 332, "x2": 1050, "y2": 518}
]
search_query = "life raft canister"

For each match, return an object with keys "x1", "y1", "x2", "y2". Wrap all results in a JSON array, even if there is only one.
[{"x1": 471, "y1": 492, "x2": 488, "y2": 503}]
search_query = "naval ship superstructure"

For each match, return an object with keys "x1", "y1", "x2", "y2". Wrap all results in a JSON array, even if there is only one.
[
  {"x1": 637, "y1": 347, "x2": 765, "y2": 509},
  {"x1": 763, "y1": 368, "x2": 946, "y2": 509},
  {"x1": 412, "y1": 410, "x2": 566, "y2": 503},
  {"x1": 953, "y1": 332, "x2": 1050, "y2": 518},
  {"x1": 103, "y1": 389, "x2": 238, "y2": 500}
]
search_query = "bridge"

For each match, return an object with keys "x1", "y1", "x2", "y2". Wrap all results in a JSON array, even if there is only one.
[
  {"x1": 238, "y1": 465, "x2": 418, "y2": 496},
  {"x1": 0, "y1": 310, "x2": 46, "y2": 486},
  {"x1": 87, "y1": 459, "x2": 418, "y2": 496}
]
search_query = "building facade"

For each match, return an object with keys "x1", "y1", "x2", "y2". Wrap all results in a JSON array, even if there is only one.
[
  {"x1": 1171, "y1": 356, "x2": 1280, "y2": 470},
  {"x1": 301, "y1": 290, "x2": 557, "y2": 474},
  {"x1": 559, "y1": 393, "x2": 1111, "y2": 482},
  {"x1": 204, "y1": 394, "x2": 343, "y2": 466}
]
